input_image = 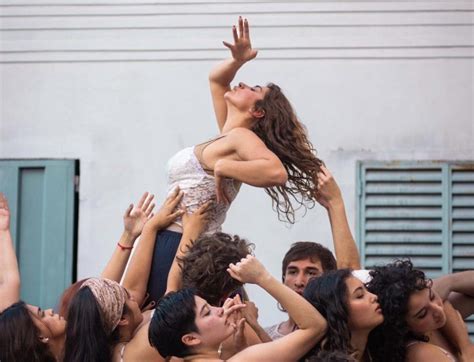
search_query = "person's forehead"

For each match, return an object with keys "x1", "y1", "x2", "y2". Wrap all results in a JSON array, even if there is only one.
[
  {"x1": 407, "y1": 288, "x2": 429, "y2": 313},
  {"x1": 345, "y1": 276, "x2": 363, "y2": 293},
  {"x1": 287, "y1": 258, "x2": 322, "y2": 269}
]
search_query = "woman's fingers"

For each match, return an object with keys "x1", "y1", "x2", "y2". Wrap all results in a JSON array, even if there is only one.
[
  {"x1": 244, "y1": 18, "x2": 250, "y2": 39},
  {"x1": 136, "y1": 191, "x2": 149, "y2": 209},
  {"x1": 232, "y1": 25, "x2": 238, "y2": 43},
  {"x1": 124, "y1": 203, "x2": 133, "y2": 218},
  {"x1": 238, "y1": 16, "x2": 244, "y2": 39}
]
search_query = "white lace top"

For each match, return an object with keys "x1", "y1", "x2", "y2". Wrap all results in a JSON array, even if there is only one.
[{"x1": 166, "y1": 146, "x2": 239, "y2": 235}]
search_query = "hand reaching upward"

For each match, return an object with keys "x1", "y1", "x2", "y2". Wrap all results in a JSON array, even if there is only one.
[{"x1": 223, "y1": 17, "x2": 258, "y2": 63}]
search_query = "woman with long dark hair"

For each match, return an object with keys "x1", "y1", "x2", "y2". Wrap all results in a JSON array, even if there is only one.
[
  {"x1": 149, "y1": 16, "x2": 324, "y2": 302},
  {"x1": 366, "y1": 260, "x2": 473, "y2": 362},
  {"x1": 0, "y1": 193, "x2": 64, "y2": 362},
  {"x1": 303, "y1": 269, "x2": 384, "y2": 361}
]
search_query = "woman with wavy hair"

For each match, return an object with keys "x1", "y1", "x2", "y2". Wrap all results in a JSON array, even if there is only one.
[
  {"x1": 148, "y1": 16, "x2": 323, "y2": 302},
  {"x1": 366, "y1": 260, "x2": 474, "y2": 362},
  {"x1": 303, "y1": 269, "x2": 384, "y2": 361}
]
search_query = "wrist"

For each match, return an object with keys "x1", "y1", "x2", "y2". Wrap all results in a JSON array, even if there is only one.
[
  {"x1": 256, "y1": 271, "x2": 273, "y2": 287},
  {"x1": 119, "y1": 231, "x2": 135, "y2": 246},
  {"x1": 327, "y1": 197, "x2": 344, "y2": 211}
]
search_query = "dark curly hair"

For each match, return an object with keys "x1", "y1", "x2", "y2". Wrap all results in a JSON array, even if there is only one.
[
  {"x1": 303, "y1": 269, "x2": 355, "y2": 360},
  {"x1": 366, "y1": 259, "x2": 430, "y2": 362},
  {"x1": 179, "y1": 232, "x2": 254, "y2": 306},
  {"x1": 0, "y1": 301, "x2": 56, "y2": 362},
  {"x1": 253, "y1": 83, "x2": 323, "y2": 223}
]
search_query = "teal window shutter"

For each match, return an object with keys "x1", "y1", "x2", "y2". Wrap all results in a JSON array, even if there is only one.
[
  {"x1": 0, "y1": 160, "x2": 77, "y2": 310},
  {"x1": 357, "y1": 161, "x2": 474, "y2": 340}
]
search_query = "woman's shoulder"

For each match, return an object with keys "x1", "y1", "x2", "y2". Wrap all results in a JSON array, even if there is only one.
[{"x1": 406, "y1": 341, "x2": 456, "y2": 362}]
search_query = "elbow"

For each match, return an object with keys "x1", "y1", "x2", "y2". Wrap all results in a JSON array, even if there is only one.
[
  {"x1": 273, "y1": 167, "x2": 288, "y2": 186},
  {"x1": 315, "y1": 318, "x2": 328, "y2": 340}
]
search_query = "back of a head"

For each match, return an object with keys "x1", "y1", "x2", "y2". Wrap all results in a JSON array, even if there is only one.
[
  {"x1": 252, "y1": 83, "x2": 324, "y2": 223},
  {"x1": 149, "y1": 288, "x2": 198, "y2": 358},
  {"x1": 57, "y1": 277, "x2": 89, "y2": 319},
  {"x1": 180, "y1": 232, "x2": 254, "y2": 305},
  {"x1": 366, "y1": 259, "x2": 428, "y2": 362},
  {"x1": 0, "y1": 301, "x2": 55, "y2": 362},
  {"x1": 307, "y1": 350, "x2": 357, "y2": 362},
  {"x1": 282, "y1": 241, "x2": 337, "y2": 279},
  {"x1": 303, "y1": 269, "x2": 353, "y2": 357},
  {"x1": 63, "y1": 286, "x2": 118, "y2": 362}
]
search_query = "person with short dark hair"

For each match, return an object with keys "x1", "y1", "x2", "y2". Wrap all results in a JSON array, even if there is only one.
[
  {"x1": 265, "y1": 166, "x2": 361, "y2": 340},
  {"x1": 149, "y1": 255, "x2": 327, "y2": 361}
]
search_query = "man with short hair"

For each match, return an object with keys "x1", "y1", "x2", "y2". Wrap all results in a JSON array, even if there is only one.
[{"x1": 265, "y1": 166, "x2": 361, "y2": 339}]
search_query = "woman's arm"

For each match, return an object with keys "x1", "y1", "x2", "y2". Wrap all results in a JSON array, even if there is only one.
[
  {"x1": 209, "y1": 17, "x2": 258, "y2": 131},
  {"x1": 100, "y1": 192, "x2": 155, "y2": 282},
  {"x1": 227, "y1": 256, "x2": 327, "y2": 362},
  {"x1": 165, "y1": 202, "x2": 211, "y2": 294},
  {"x1": 121, "y1": 189, "x2": 183, "y2": 306},
  {"x1": 213, "y1": 128, "x2": 287, "y2": 203},
  {"x1": 315, "y1": 166, "x2": 361, "y2": 270},
  {"x1": 433, "y1": 271, "x2": 474, "y2": 318},
  {"x1": 0, "y1": 193, "x2": 20, "y2": 312}
]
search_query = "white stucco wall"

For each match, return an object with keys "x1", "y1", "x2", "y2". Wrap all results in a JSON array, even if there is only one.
[{"x1": 1, "y1": 0, "x2": 473, "y2": 326}]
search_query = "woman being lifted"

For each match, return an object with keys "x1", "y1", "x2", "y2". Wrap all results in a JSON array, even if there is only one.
[{"x1": 148, "y1": 17, "x2": 323, "y2": 302}]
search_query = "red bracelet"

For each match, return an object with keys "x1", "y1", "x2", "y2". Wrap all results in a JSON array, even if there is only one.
[{"x1": 117, "y1": 242, "x2": 133, "y2": 251}]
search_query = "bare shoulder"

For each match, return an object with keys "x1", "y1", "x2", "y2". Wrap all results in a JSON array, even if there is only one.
[
  {"x1": 125, "y1": 320, "x2": 166, "y2": 362},
  {"x1": 226, "y1": 127, "x2": 264, "y2": 147},
  {"x1": 406, "y1": 342, "x2": 454, "y2": 362}
]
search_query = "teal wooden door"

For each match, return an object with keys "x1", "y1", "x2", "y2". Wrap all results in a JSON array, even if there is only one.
[{"x1": 0, "y1": 160, "x2": 77, "y2": 309}]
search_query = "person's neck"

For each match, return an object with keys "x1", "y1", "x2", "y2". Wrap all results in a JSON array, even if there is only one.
[
  {"x1": 183, "y1": 349, "x2": 221, "y2": 361},
  {"x1": 350, "y1": 330, "x2": 370, "y2": 362},
  {"x1": 221, "y1": 110, "x2": 253, "y2": 133},
  {"x1": 49, "y1": 335, "x2": 65, "y2": 360}
]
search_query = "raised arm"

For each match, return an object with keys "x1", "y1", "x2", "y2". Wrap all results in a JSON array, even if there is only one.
[
  {"x1": 122, "y1": 188, "x2": 183, "y2": 306},
  {"x1": 100, "y1": 192, "x2": 155, "y2": 281},
  {"x1": 433, "y1": 271, "x2": 474, "y2": 318},
  {"x1": 227, "y1": 255, "x2": 327, "y2": 362},
  {"x1": 209, "y1": 17, "x2": 258, "y2": 131},
  {"x1": 315, "y1": 166, "x2": 361, "y2": 269},
  {"x1": 165, "y1": 202, "x2": 211, "y2": 294},
  {"x1": 0, "y1": 193, "x2": 20, "y2": 312}
]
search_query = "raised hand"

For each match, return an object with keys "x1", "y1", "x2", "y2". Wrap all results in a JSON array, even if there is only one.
[
  {"x1": 123, "y1": 192, "x2": 155, "y2": 239},
  {"x1": 314, "y1": 165, "x2": 342, "y2": 210},
  {"x1": 148, "y1": 187, "x2": 184, "y2": 230},
  {"x1": 0, "y1": 193, "x2": 10, "y2": 231},
  {"x1": 222, "y1": 17, "x2": 258, "y2": 63},
  {"x1": 227, "y1": 255, "x2": 270, "y2": 285}
]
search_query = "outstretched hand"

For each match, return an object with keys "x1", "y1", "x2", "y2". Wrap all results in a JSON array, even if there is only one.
[
  {"x1": 123, "y1": 192, "x2": 155, "y2": 239},
  {"x1": 314, "y1": 165, "x2": 342, "y2": 209},
  {"x1": 227, "y1": 255, "x2": 270, "y2": 285},
  {"x1": 0, "y1": 193, "x2": 10, "y2": 231},
  {"x1": 223, "y1": 17, "x2": 258, "y2": 63}
]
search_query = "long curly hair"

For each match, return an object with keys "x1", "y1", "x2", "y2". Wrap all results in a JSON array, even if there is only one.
[
  {"x1": 253, "y1": 83, "x2": 323, "y2": 223},
  {"x1": 303, "y1": 269, "x2": 355, "y2": 360},
  {"x1": 366, "y1": 259, "x2": 429, "y2": 362}
]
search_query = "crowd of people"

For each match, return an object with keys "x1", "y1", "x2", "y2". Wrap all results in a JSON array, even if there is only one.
[{"x1": 1, "y1": 17, "x2": 473, "y2": 362}]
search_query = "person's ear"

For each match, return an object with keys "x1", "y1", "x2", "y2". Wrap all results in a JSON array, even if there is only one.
[
  {"x1": 118, "y1": 315, "x2": 129, "y2": 327},
  {"x1": 182, "y1": 333, "x2": 201, "y2": 347},
  {"x1": 251, "y1": 107, "x2": 265, "y2": 119}
]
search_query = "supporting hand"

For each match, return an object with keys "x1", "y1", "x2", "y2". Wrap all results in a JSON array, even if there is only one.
[
  {"x1": 314, "y1": 165, "x2": 342, "y2": 210},
  {"x1": 147, "y1": 187, "x2": 184, "y2": 231},
  {"x1": 227, "y1": 255, "x2": 270, "y2": 285}
]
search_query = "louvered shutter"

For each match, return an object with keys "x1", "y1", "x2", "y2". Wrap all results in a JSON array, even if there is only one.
[
  {"x1": 357, "y1": 161, "x2": 474, "y2": 340},
  {"x1": 450, "y1": 165, "x2": 474, "y2": 339}
]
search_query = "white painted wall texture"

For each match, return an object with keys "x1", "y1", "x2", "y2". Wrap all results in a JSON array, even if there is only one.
[{"x1": 1, "y1": 0, "x2": 473, "y2": 326}]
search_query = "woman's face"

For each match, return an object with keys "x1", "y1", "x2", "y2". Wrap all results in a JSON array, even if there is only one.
[
  {"x1": 346, "y1": 277, "x2": 384, "y2": 331},
  {"x1": 405, "y1": 286, "x2": 446, "y2": 335},
  {"x1": 27, "y1": 304, "x2": 66, "y2": 340},
  {"x1": 124, "y1": 289, "x2": 143, "y2": 331},
  {"x1": 224, "y1": 82, "x2": 269, "y2": 113},
  {"x1": 193, "y1": 296, "x2": 234, "y2": 346}
]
